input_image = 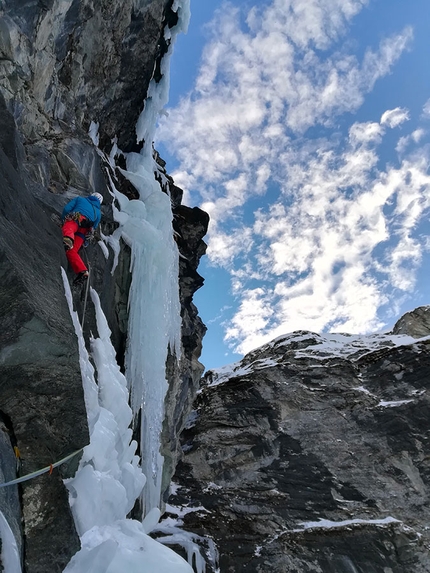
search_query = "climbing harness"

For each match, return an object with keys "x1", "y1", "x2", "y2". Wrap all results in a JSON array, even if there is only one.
[{"x1": 0, "y1": 448, "x2": 84, "y2": 488}]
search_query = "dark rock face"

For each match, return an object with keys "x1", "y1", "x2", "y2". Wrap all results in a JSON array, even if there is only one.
[
  {"x1": 171, "y1": 330, "x2": 430, "y2": 572},
  {"x1": 162, "y1": 203, "x2": 209, "y2": 498},
  {"x1": 0, "y1": 1, "x2": 208, "y2": 571},
  {"x1": 392, "y1": 305, "x2": 430, "y2": 339},
  {"x1": 0, "y1": 0, "x2": 173, "y2": 153},
  {"x1": 0, "y1": 93, "x2": 87, "y2": 572}
]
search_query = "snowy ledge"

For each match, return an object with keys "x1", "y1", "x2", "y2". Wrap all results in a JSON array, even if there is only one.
[
  {"x1": 202, "y1": 358, "x2": 279, "y2": 389},
  {"x1": 204, "y1": 331, "x2": 430, "y2": 389},
  {"x1": 254, "y1": 516, "x2": 408, "y2": 558},
  {"x1": 293, "y1": 516, "x2": 401, "y2": 532},
  {"x1": 292, "y1": 516, "x2": 423, "y2": 541},
  {"x1": 254, "y1": 516, "x2": 404, "y2": 557},
  {"x1": 377, "y1": 399, "x2": 415, "y2": 408}
]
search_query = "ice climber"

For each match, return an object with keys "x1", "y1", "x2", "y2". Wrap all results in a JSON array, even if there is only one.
[{"x1": 62, "y1": 192, "x2": 103, "y2": 284}]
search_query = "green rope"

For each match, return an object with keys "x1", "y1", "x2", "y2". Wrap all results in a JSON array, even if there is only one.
[{"x1": 0, "y1": 448, "x2": 83, "y2": 488}]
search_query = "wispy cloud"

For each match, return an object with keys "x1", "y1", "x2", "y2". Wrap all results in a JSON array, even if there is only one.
[
  {"x1": 380, "y1": 107, "x2": 410, "y2": 128},
  {"x1": 422, "y1": 98, "x2": 430, "y2": 118},
  {"x1": 396, "y1": 128, "x2": 425, "y2": 154},
  {"x1": 158, "y1": 1, "x2": 413, "y2": 210},
  {"x1": 157, "y1": 0, "x2": 429, "y2": 355}
]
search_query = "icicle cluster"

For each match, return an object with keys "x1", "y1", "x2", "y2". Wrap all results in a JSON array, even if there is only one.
[
  {"x1": 62, "y1": 279, "x2": 192, "y2": 573},
  {"x1": 102, "y1": 0, "x2": 190, "y2": 515}
]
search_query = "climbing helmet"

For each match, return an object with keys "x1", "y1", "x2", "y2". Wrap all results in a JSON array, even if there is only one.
[{"x1": 90, "y1": 192, "x2": 103, "y2": 204}]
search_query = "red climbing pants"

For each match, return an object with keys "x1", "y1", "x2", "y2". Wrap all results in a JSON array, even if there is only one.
[{"x1": 62, "y1": 219, "x2": 89, "y2": 274}]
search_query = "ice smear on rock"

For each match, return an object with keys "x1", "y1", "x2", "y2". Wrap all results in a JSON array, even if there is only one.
[
  {"x1": 155, "y1": 503, "x2": 220, "y2": 573},
  {"x1": 101, "y1": 0, "x2": 190, "y2": 516},
  {"x1": 63, "y1": 1, "x2": 198, "y2": 570},
  {"x1": 0, "y1": 509, "x2": 22, "y2": 573},
  {"x1": 62, "y1": 1, "x2": 196, "y2": 569},
  {"x1": 61, "y1": 276, "x2": 192, "y2": 573}
]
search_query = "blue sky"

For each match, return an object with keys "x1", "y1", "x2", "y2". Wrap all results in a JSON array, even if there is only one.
[{"x1": 156, "y1": 0, "x2": 430, "y2": 371}]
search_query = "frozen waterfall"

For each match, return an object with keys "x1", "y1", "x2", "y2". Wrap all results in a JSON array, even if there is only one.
[{"x1": 61, "y1": 0, "x2": 198, "y2": 571}]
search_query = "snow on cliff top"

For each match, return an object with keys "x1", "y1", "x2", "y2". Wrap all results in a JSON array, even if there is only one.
[{"x1": 205, "y1": 329, "x2": 430, "y2": 388}]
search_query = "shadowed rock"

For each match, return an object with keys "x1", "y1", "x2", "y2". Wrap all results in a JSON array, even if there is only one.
[
  {"x1": 0, "y1": 1, "x2": 208, "y2": 570},
  {"x1": 392, "y1": 305, "x2": 430, "y2": 339},
  {"x1": 0, "y1": 93, "x2": 87, "y2": 572},
  {"x1": 171, "y1": 329, "x2": 430, "y2": 572}
]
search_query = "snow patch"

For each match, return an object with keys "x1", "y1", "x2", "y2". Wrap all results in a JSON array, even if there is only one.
[
  {"x1": 377, "y1": 399, "x2": 414, "y2": 408},
  {"x1": 354, "y1": 385, "x2": 375, "y2": 396},
  {"x1": 206, "y1": 357, "x2": 279, "y2": 388},
  {"x1": 88, "y1": 121, "x2": 99, "y2": 146},
  {"x1": 296, "y1": 516, "x2": 401, "y2": 531}
]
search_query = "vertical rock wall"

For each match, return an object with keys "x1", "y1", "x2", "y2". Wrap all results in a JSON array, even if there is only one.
[
  {"x1": 0, "y1": 1, "x2": 208, "y2": 571},
  {"x1": 163, "y1": 196, "x2": 209, "y2": 501},
  {"x1": 0, "y1": 415, "x2": 22, "y2": 567},
  {"x1": 0, "y1": 93, "x2": 87, "y2": 572}
]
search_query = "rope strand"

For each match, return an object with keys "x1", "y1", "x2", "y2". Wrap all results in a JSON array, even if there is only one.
[{"x1": 0, "y1": 449, "x2": 84, "y2": 489}]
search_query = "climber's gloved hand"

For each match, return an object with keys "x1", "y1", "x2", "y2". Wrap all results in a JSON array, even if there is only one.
[
  {"x1": 83, "y1": 228, "x2": 101, "y2": 247},
  {"x1": 84, "y1": 229, "x2": 95, "y2": 247}
]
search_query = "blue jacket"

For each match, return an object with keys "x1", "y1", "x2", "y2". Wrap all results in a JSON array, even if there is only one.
[{"x1": 62, "y1": 196, "x2": 101, "y2": 229}]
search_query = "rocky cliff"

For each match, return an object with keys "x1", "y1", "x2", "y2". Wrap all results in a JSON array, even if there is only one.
[
  {"x1": 170, "y1": 307, "x2": 430, "y2": 572},
  {"x1": 0, "y1": 1, "x2": 207, "y2": 572}
]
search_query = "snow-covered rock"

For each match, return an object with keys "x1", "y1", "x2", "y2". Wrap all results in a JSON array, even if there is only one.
[
  {"x1": 171, "y1": 325, "x2": 430, "y2": 572},
  {"x1": 392, "y1": 305, "x2": 430, "y2": 339}
]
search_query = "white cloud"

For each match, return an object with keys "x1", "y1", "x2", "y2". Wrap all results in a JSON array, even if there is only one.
[
  {"x1": 257, "y1": 0, "x2": 369, "y2": 50},
  {"x1": 224, "y1": 288, "x2": 274, "y2": 350},
  {"x1": 422, "y1": 98, "x2": 430, "y2": 118},
  {"x1": 170, "y1": 169, "x2": 194, "y2": 204},
  {"x1": 230, "y1": 139, "x2": 430, "y2": 354},
  {"x1": 396, "y1": 129, "x2": 425, "y2": 154},
  {"x1": 412, "y1": 128, "x2": 425, "y2": 142},
  {"x1": 156, "y1": 0, "x2": 428, "y2": 357},
  {"x1": 207, "y1": 305, "x2": 232, "y2": 325},
  {"x1": 158, "y1": 2, "x2": 412, "y2": 213},
  {"x1": 206, "y1": 226, "x2": 254, "y2": 267},
  {"x1": 396, "y1": 135, "x2": 409, "y2": 154},
  {"x1": 349, "y1": 121, "x2": 383, "y2": 144},
  {"x1": 380, "y1": 107, "x2": 410, "y2": 128}
]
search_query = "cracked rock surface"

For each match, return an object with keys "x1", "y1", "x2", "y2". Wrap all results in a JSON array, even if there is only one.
[
  {"x1": 171, "y1": 324, "x2": 430, "y2": 572},
  {"x1": 0, "y1": 1, "x2": 207, "y2": 571}
]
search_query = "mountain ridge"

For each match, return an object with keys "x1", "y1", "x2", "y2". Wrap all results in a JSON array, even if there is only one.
[{"x1": 169, "y1": 305, "x2": 430, "y2": 572}]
